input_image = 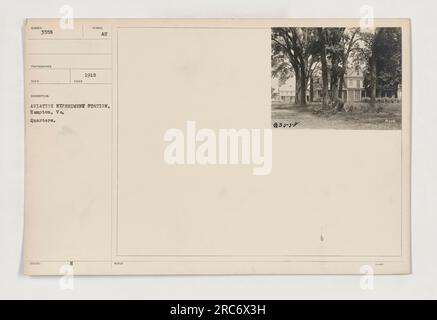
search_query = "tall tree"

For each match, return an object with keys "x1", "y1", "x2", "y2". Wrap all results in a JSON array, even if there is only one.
[
  {"x1": 358, "y1": 28, "x2": 382, "y2": 108},
  {"x1": 374, "y1": 28, "x2": 402, "y2": 98},
  {"x1": 325, "y1": 28, "x2": 345, "y2": 101},
  {"x1": 356, "y1": 28, "x2": 402, "y2": 108},
  {"x1": 338, "y1": 28, "x2": 360, "y2": 99},
  {"x1": 272, "y1": 28, "x2": 319, "y2": 106},
  {"x1": 317, "y1": 28, "x2": 329, "y2": 108}
]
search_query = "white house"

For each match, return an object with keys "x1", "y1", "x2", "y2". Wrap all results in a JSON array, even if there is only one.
[{"x1": 271, "y1": 76, "x2": 296, "y2": 103}]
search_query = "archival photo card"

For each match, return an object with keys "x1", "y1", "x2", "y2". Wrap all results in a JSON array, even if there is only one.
[{"x1": 24, "y1": 19, "x2": 410, "y2": 275}]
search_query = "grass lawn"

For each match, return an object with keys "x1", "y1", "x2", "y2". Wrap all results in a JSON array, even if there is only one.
[{"x1": 271, "y1": 102, "x2": 402, "y2": 130}]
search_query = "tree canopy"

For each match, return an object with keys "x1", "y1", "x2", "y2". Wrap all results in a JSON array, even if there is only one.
[{"x1": 272, "y1": 27, "x2": 402, "y2": 109}]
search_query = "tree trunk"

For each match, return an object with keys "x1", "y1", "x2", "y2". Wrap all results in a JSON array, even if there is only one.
[
  {"x1": 331, "y1": 80, "x2": 338, "y2": 101},
  {"x1": 318, "y1": 28, "x2": 329, "y2": 108},
  {"x1": 294, "y1": 68, "x2": 302, "y2": 105},
  {"x1": 370, "y1": 55, "x2": 377, "y2": 108},
  {"x1": 300, "y1": 66, "x2": 307, "y2": 106},
  {"x1": 309, "y1": 76, "x2": 314, "y2": 102},
  {"x1": 330, "y1": 56, "x2": 339, "y2": 101},
  {"x1": 370, "y1": 29, "x2": 380, "y2": 109},
  {"x1": 338, "y1": 73, "x2": 345, "y2": 99}
]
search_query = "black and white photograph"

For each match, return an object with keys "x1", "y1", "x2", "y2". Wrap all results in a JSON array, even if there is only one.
[{"x1": 271, "y1": 27, "x2": 402, "y2": 129}]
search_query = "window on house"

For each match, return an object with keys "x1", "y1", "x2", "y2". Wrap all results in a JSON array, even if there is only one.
[{"x1": 355, "y1": 90, "x2": 361, "y2": 101}]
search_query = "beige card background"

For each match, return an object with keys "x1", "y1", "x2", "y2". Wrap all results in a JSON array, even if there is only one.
[{"x1": 24, "y1": 19, "x2": 411, "y2": 275}]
